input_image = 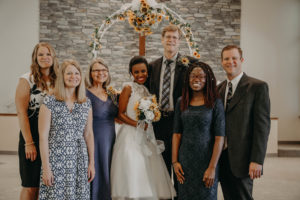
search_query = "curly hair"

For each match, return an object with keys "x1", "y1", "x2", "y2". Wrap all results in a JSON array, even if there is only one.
[
  {"x1": 30, "y1": 42, "x2": 58, "y2": 91},
  {"x1": 181, "y1": 61, "x2": 219, "y2": 111}
]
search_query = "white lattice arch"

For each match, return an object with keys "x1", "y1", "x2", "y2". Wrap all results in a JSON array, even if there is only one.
[{"x1": 91, "y1": 0, "x2": 201, "y2": 59}]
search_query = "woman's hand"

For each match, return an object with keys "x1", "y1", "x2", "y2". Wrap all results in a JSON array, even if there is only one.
[
  {"x1": 203, "y1": 167, "x2": 216, "y2": 188},
  {"x1": 88, "y1": 163, "x2": 95, "y2": 183},
  {"x1": 173, "y1": 162, "x2": 185, "y2": 184},
  {"x1": 42, "y1": 169, "x2": 54, "y2": 186},
  {"x1": 25, "y1": 143, "x2": 37, "y2": 162}
]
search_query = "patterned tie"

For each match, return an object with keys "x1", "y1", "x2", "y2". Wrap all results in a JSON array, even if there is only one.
[
  {"x1": 161, "y1": 59, "x2": 173, "y2": 111},
  {"x1": 226, "y1": 81, "x2": 233, "y2": 111}
]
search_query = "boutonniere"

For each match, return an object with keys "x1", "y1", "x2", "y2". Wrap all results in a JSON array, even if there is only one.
[
  {"x1": 177, "y1": 56, "x2": 190, "y2": 67},
  {"x1": 106, "y1": 86, "x2": 120, "y2": 106}
]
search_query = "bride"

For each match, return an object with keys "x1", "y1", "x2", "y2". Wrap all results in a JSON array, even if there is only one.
[{"x1": 111, "y1": 56, "x2": 176, "y2": 200}]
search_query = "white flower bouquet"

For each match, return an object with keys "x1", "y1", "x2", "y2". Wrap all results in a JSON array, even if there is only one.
[{"x1": 134, "y1": 95, "x2": 161, "y2": 123}]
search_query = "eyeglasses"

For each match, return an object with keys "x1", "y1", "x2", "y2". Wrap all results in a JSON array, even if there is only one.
[
  {"x1": 189, "y1": 75, "x2": 206, "y2": 80},
  {"x1": 164, "y1": 35, "x2": 179, "y2": 40},
  {"x1": 92, "y1": 69, "x2": 108, "y2": 73}
]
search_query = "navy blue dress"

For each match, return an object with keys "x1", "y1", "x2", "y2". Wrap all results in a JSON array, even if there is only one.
[
  {"x1": 86, "y1": 90, "x2": 118, "y2": 200},
  {"x1": 173, "y1": 98, "x2": 225, "y2": 200}
]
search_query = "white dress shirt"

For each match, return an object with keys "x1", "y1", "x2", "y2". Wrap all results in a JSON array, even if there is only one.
[{"x1": 224, "y1": 72, "x2": 244, "y2": 109}]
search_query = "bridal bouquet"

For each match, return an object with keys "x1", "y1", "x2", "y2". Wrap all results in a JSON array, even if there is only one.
[{"x1": 134, "y1": 95, "x2": 161, "y2": 123}]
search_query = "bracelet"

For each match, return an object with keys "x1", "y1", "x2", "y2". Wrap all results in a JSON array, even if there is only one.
[
  {"x1": 24, "y1": 142, "x2": 35, "y2": 147},
  {"x1": 172, "y1": 161, "x2": 179, "y2": 165}
]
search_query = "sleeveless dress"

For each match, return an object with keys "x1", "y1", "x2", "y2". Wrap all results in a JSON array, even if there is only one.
[
  {"x1": 86, "y1": 90, "x2": 118, "y2": 200},
  {"x1": 39, "y1": 95, "x2": 91, "y2": 200},
  {"x1": 18, "y1": 72, "x2": 47, "y2": 187},
  {"x1": 110, "y1": 82, "x2": 176, "y2": 200}
]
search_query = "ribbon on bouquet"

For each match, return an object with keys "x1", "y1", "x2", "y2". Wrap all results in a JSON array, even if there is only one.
[{"x1": 136, "y1": 121, "x2": 165, "y2": 156}]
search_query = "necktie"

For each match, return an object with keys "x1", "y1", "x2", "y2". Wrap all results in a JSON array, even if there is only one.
[
  {"x1": 226, "y1": 81, "x2": 233, "y2": 110},
  {"x1": 161, "y1": 59, "x2": 173, "y2": 111}
]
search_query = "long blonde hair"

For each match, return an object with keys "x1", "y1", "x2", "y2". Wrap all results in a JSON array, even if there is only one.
[
  {"x1": 54, "y1": 60, "x2": 86, "y2": 103},
  {"x1": 30, "y1": 42, "x2": 59, "y2": 90},
  {"x1": 85, "y1": 58, "x2": 111, "y2": 89}
]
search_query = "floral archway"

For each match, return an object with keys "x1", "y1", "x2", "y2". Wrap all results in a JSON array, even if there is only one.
[{"x1": 90, "y1": 0, "x2": 201, "y2": 59}]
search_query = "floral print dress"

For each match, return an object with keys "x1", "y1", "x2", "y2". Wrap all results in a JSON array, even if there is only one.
[{"x1": 39, "y1": 95, "x2": 91, "y2": 200}]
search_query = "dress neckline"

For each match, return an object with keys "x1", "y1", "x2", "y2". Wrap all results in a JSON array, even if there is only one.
[{"x1": 87, "y1": 89, "x2": 108, "y2": 103}]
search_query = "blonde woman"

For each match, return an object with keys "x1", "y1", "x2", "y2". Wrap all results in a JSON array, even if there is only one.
[
  {"x1": 15, "y1": 42, "x2": 58, "y2": 200},
  {"x1": 85, "y1": 59, "x2": 118, "y2": 200},
  {"x1": 38, "y1": 60, "x2": 95, "y2": 199}
]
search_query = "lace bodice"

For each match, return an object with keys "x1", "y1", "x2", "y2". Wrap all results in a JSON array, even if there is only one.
[{"x1": 123, "y1": 82, "x2": 151, "y2": 120}]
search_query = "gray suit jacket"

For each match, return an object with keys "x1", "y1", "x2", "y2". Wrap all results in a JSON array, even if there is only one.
[{"x1": 218, "y1": 73, "x2": 270, "y2": 178}]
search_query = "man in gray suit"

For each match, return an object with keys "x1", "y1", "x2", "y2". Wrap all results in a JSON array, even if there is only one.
[{"x1": 218, "y1": 45, "x2": 270, "y2": 200}]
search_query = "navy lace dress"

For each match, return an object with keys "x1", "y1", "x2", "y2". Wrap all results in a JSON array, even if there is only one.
[
  {"x1": 86, "y1": 90, "x2": 118, "y2": 200},
  {"x1": 173, "y1": 98, "x2": 225, "y2": 200}
]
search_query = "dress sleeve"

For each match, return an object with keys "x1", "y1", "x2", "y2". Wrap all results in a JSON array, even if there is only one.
[
  {"x1": 212, "y1": 98, "x2": 225, "y2": 136},
  {"x1": 173, "y1": 97, "x2": 183, "y2": 134},
  {"x1": 43, "y1": 95, "x2": 54, "y2": 111}
]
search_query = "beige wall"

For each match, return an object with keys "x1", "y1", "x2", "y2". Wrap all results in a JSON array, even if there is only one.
[
  {"x1": 0, "y1": 115, "x2": 19, "y2": 152},
  {"x1": 241, "y1": 0, "x2": 300, "y2": 141},
  {"x1": 0, "y1": 0, "x2": 39, "y2": 113}
]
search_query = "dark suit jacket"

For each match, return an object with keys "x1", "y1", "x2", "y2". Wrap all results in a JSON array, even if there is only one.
[
  {"x1": 218, "y1": 73, "x2": 270, "y2": 178},
  {"x1": 149, "y1": 53, "x2": 197, "y2": 107}
]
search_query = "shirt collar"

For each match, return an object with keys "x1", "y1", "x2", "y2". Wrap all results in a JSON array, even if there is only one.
[
  {"x1": 163, "y1": 52, "x2": 178, "y2": 64},
  {"x1": 227, "y1": 71, "x2": 243, "y2": 87}
]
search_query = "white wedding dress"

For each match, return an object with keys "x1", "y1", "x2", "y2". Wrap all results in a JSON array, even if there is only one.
[{"x1": 111, "y1": 82, "x2": 176, "y2": 200}]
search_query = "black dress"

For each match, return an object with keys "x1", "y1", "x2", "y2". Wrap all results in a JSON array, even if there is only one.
[
  {"x1": 18, "y1": 73, "x2": 47, "y2": 187},
  {"x1": 173, "y1": 98, "x2": 225, "y2": 200}
]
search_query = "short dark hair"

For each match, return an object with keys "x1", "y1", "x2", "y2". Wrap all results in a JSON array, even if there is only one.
[
  {"x1": 181, "y1": 61, "x2": 219, "y2": 111},
  {"x1": 128, "y1": 56, "x2": 149, "y2": 74},
  {"x1": 221, "y1": 45, "x2": 243, "y2": 60}
]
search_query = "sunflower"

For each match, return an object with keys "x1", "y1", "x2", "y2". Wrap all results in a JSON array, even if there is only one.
[
  {"x1": 145, "y1": 15, "x2": 151, "y2": 22},
  {"x1": 196, "y1": 54, "x2": 201, "y2": 58},
  {"x1": 181, "y1": 57, "x2": 190, "y2": 66},
  {"x1": 136, "y1": 17, "x2": 143, "y2": 25},
  {"x1": 106, "y1": 20, "x2": 111, "y2": 25},
  {"x1": 151, "y1": 13, "x2": 156, "y2": 19},
  {"x1": 157, "y1": 15, "x2": 163, "y2": 22},
  {"x1": 140, "y1": 4, "x2": 149, "y2": 13},
  {"x1": 165, "y1": 16, "x2": 169, "y2": 20},
  {"x1": 193, "y1": 51, "x2": 199, "y2": 57},
  {"x1": 144, "y1": 31, "x2": 153, "y2": 36},
  {"x1": 118, "y1": 15, "x2": 125, "y2": 21}
]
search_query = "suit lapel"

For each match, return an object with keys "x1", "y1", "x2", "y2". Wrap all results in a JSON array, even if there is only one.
[
  {"x1": 153, "y1": 57, "x2": 163, "y2": 98},
  {"x1": 173, "y1": 53, "x2": 183, "y2": 90},
  {"x1": 218, "y1": 81, "x2": 227, "y2": 105},
  {"x1": 226, "y1": 74, "x2": 249, "y2": 113}
]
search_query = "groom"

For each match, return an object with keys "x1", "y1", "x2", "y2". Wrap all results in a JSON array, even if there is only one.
[{"x1": 149, "y1": 25, "x2": 196, "y2": 174}]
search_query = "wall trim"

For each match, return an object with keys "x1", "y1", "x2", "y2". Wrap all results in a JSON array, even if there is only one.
[
  {"x1": 0, "y1": 151, "x2": 17, "y2": 155},
  {"x1": 0, "y1": 113, "x2": 17, "y2": 116},
  {"x1": 278, "y1": 141, "x2": 300, "y2": 145}
]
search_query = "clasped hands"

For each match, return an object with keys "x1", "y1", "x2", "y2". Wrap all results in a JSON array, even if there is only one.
[{"x1": 173, "y1": 162, "x2": 215, "y2": 188}]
